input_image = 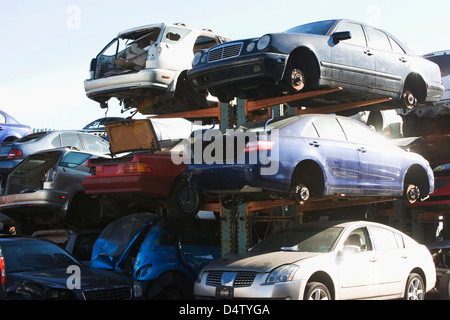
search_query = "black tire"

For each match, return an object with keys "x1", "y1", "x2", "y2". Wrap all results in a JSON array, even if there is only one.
[
  {"x1": 167, "y1": 179, "x2": 202, "y2": 216},
  {"x1": 439, "y1": 271, "x2": 450, "y2": 300},
  {"x1": 403, "y1": 273, "x2": 425, "y2": 300},
  {"x1": 304, "y1": 282, "x2": 331, "y2": 300}
]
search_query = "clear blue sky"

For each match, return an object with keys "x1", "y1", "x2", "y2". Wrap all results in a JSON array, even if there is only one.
[{"x1": 0, "y1": 0, "x2": 448, "y2": 130}]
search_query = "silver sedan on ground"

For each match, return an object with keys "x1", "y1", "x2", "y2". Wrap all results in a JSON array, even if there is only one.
[{"x1": 194, "y1": 220, "x2": 436, "y2": 300}]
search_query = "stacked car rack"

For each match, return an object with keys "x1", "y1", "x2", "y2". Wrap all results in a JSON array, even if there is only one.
[{"x1": 151, "y1": 87, "x2": 426, "y2": 255}]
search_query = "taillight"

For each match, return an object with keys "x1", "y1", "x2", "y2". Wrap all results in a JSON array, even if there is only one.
[
  {"x1": 244, "y1": 140, "x2": 275, "y2": 153},
  {"x1": 0, "y1": 248, "x2": 6, "y2": 285},
  {"x1": 6, "y1": 148, "x2": 22, "y2": 160},
  {"x1": 123, "y1": 162, "x2": 151, "y2": 174}
]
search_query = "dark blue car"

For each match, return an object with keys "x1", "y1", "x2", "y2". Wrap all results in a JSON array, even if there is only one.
[
  {"x1": 187, "y1": 114, "x2": 434, "y2": 204},
  {"x1": 91, "y1": 212, "x2": 220, "y2": 299},
  {"x1": 0, "y1": 110, "x2": 31, "y2": 143}
]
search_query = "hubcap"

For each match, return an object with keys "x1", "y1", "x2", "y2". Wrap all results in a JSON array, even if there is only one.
[
  {"x1": 308, "y1": 288, "x2": 329, "y2": 300},
  {"x1": 295, "y1": 184, "x2": 310, "y2": 203},
  {"x1": 406, "y1": 185, "x2": 420, "y2": 203},
  {"x1": 179, "y1": 186, "x2": 200, "y2": 214},
  {"x1": 407, "y1": 277, "x2": 424, "y2": 300}
]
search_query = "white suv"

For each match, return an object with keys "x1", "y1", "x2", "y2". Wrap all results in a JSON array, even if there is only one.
[{"x1": 84, "y1": 23, "x2": 229, "y2": 115}]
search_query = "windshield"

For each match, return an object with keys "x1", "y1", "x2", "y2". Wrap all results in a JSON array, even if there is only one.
[
  {"x1": 285, "y1": 20, "x2": 336, "y2": 35},
  {"x1": 252, "y1": 225, "x2": 343, "y2": 253},
  {"x1": 1, "y1": 239, "x2": 79, "y2": 272}
]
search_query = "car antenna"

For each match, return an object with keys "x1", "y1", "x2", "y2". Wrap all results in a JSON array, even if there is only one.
[{"x1": 264, "y1": 109, "x2": 275, "y2": 133}]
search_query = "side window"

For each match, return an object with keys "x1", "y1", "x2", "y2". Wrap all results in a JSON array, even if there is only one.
[
  {"x1": 312, "y1": 117, "x2": 347, "y2": 141},
  {"x1": 366, "y1": 27, "x2": 392, "y2": 51},
  {"x1": 343, "y1": 228, "x2": 372, "y2": 252},
  {"x1": 389, "y1": 37, "x2": 406, "y2": 54},
  {"x1": 334, "y1": 22, "x2": 367, "y2": 47},
  {"x1": 60, "y1": 132, "x2": 82, "y2": 150},
  {"x1": 302, "y1": 122, "x2": 319, "y2": 138},
  {"x1": 181, "y1": 221, "x2": 219, "y2": 247},
  {"x1": 369, "y1": 226, "x2": 399, "y2": 250},
  {"x1": 51, "y1": 135, "x2": 62, "y2": 148},
  {"x1": 337, "y1": 118, "x2": 384, "y2": 145},
  {"x1": 193, "y1": 36, "x2": 219, "y2": 53},
  {"x1": 59, "y1": 152, "x2": 91, "y2": 168},
  {"x1": 0, "y1": 112, "x2": 6, "y2": 124},
  {"x1": 81, "y1": 134, "x2": 110, "y2": 154}
]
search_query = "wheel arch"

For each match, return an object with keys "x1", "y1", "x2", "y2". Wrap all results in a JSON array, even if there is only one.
[
  {"x1": 404, "y1": 164, "x2": 431, "y2": 198},
  {"x1": 290, "y1": 159, "x2": 325, "y2": 198},
  {"x1": 403, "y1": 72, "x2": 427, "y2": 104},
  {"x1": 286, "y1": 46, "x2": 321, "y2": 87},
  {"x1": 306, "y1": 271, "x2": 335, "y2": 300}
]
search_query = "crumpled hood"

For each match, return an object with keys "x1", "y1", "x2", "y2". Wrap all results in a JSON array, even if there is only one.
[
  {"x1": 203, "y1": 251, "x2": 320, "y2": 273},
  {"x1": 8, "y1": 267, "x2": 130, "y2": 289}
]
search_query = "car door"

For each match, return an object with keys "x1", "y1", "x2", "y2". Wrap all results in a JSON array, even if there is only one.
[
  {"x1": 338, "y1": 227, "x2": 381, "y2": 299},
  {"x1": 367, "y1": 226, "x2": 406, "y2": 296},
  {"x1": 306, "y1": 117, "x2": 360, "y2": 193},
  {"x1": 330, "y1": 21, "x2": 376, "y2": 88},
  {"x1": 179, "y1": 220, "x2": 221, "y2": 277},
  {"x1": 337, "y1": 118, "x2": 403, "y2": 196},
  {"x1": 364, "y1": 26, "x2": 409, "y2": 95}
]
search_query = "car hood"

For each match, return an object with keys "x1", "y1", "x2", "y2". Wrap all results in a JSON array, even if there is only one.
[
  {"x1": 106, "y1": 119, "x2": 160, "y2": 155},
  {"x1": 8, "y1": 267, "x2": 131, "y2": 289},
  {"x1": 203, "y1": 251, "x2": 320, "y2": 273}
]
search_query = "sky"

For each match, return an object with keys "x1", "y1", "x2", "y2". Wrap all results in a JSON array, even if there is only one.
[{"x1": 0, "y1": 0, "x2": 449, "y2": 132}]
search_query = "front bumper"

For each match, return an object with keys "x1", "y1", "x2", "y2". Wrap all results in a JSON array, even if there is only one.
[{"x1": 188, "y1": 52, "x2": 288, "y2": 93}]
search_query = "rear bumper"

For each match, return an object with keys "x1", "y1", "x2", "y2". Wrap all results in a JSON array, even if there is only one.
[
  {"x1": 0, "y1": 189, "x2": 69, "y2": 213},
  {"x1": 82, "y1": 175, "x2": 175, "y2": 198}
]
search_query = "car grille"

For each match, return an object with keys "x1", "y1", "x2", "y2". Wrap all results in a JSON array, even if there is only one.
[
  {"x1": 208, "y1": 43, "x2": 243, "y2": 62},
  {"x1": 206, "y1": 271, "x2": 257, "y2": 287},
  {"x1": 82, "y1": 286, "x2": 132, "y2": 300}
]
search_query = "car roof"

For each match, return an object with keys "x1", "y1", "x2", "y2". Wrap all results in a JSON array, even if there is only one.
[{"x1": 117, "y1": 22, "x2": 217, "y2": 38}]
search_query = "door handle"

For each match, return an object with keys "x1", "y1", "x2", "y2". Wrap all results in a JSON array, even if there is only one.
[
  {"x1": 364, "y1": 50, "x2": 374, "y2": 56},
  {"x1": 399, "y1": 57, "x2": 408, "y2": 63},
  {"x1": 357, "y1": 147, "x2": 366, "y2": 153},
  {"x1": 309, "y1": 141, "x2": 320, "y2": 147},
  {"x1": 369, "y1": 257, "x2": 377, "y2": 263},
  {"x1": 401, "y1": 254, "x2": 408, "y2": 259}
]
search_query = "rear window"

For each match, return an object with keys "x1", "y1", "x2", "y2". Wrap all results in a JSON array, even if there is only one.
[{"x1": 59, "y1": 152, "x2": 91, "y2": 168}]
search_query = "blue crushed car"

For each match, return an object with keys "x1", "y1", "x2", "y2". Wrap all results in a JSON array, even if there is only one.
[{"x1": 91, "y1": 212, "x2": 220, "y2": 299}]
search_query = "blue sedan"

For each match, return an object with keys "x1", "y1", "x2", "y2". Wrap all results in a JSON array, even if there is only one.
[{"x1": 187, "y1": 114, "x2": 434, "y2": 204}]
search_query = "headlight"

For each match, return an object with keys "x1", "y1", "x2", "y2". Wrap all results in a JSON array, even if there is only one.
[
  {"x1": 246, "y1": 41, "x2": 256, "y2": 52},
  {"x1": 196, "y1": 267, "x2": 206, "y2": 283},
  {"x1": 133, "y1": 281, "x2": 144, "y2": 298},
  {"x1": 256, "y1": 35, "x2": 270, "y2": 51},
  {"x1": 193, "y1": 51, "x2": 203, "y2": 65},
  {"x1": 266, "y1": 264, "x2": 299, "y2": 284}
]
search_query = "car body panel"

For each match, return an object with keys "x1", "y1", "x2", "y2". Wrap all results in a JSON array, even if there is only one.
[
  {"x1": 194, "y1": 220, "x2": 436, "y2": 300},
  {"x1": 0, "y1": 236, "x2": 135, "y2": 300},
  {"x1": 188, "y1": 19, "x2": 443, "y2": 106},
  {"x1": 0, "y1": 110, "x2": 31, "y2": 143},
  {"x1": 84, "y1": 23, "x2": 230, "y2": 114},
  {"x1": 91, "y1": 213, "x2": 220, "y2": 298}
]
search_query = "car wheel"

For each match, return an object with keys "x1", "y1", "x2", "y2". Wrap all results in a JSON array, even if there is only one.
[
  {"x1": 293, "y1": 183, "x2": 310, "y2": 203},
  {"x1": 283, "y1": 62, "x2": 306, "y2": 94},
  {"x1": 404, "y1": 273, "x2": 425, "y2": 300},
  {"x1": 168, "y1": 179, "x2": 202, "y2": 216},
  {"x1": 304, "y1": 282, "x2": 331, "y2": 300},
  {"x1": 402, "y1": 89, "x2": 417, "y2": 109},
  {"x1": 404, "y1": 184, "x2": 420, "y2": 204},
  {"x1": 439, "y1": 271, "x2": 450, "y2": 300}
]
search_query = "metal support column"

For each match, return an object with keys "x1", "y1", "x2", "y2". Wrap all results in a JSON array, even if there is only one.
[
  {"x1": 236, "y1": 203, "x2": 249, "y2": 254},
  {"x1": 220, "y1": 205, "x2": 235, "y2": 256}
]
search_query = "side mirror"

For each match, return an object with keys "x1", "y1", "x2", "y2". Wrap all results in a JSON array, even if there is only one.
[{"x1": 333, "y1": 31, "x2": 352, "y2": 44}]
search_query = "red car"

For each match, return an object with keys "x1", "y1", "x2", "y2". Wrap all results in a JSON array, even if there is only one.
[
  {"x1": 82, "y1": 119, "x2": 202, "y2": 216},
  {"x1": 409, "y1": 134, "x2": 450, "y2": 210}
]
